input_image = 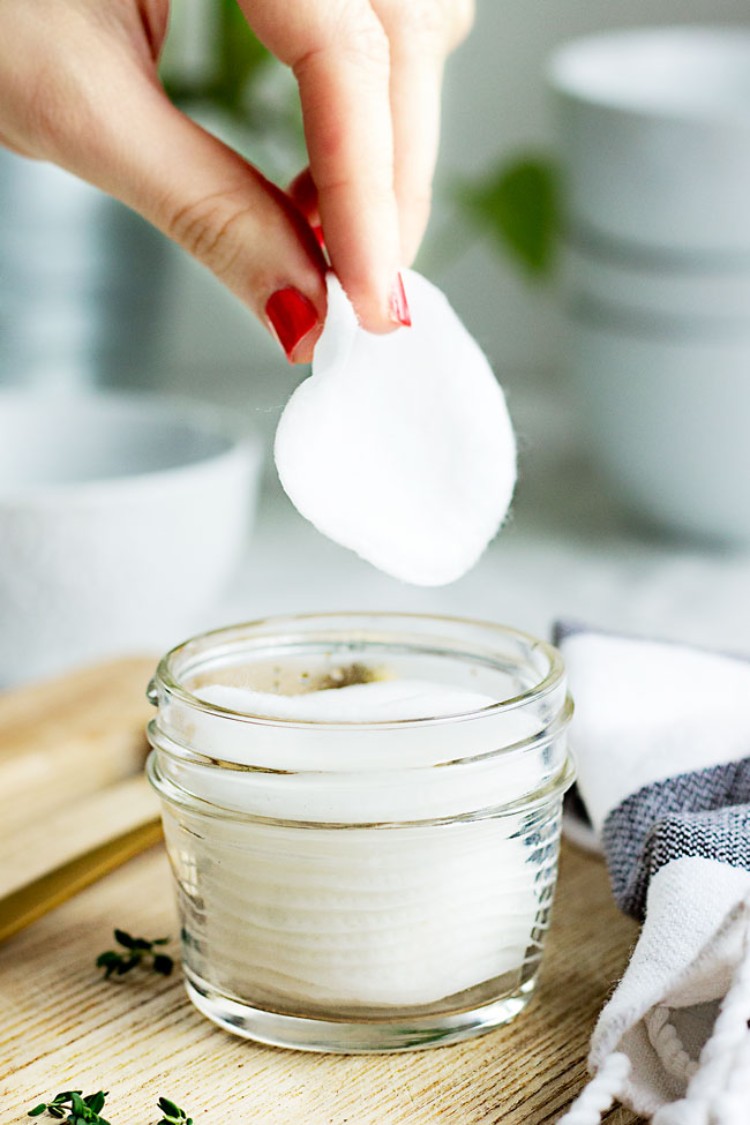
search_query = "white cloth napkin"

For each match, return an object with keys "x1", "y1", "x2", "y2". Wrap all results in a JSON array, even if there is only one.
[{"x1": 556, "y1": 624, "x2": 750, "y2": 1125}]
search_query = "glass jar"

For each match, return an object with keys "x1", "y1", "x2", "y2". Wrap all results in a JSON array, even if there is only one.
[{"x1": 147, "y1": 612, "x2": 574, "y2": 1053}]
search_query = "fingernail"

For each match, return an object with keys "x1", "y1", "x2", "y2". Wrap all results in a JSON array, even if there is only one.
[
  {"x1": 311, "y1": 223, "x2": 325, "y2": 250},
  {"x1": 389, "y1": 273, "x2": 411, "y2": 327},
  {"x1": 265, "y1": 288, "x2": 319, "y2": 361}
]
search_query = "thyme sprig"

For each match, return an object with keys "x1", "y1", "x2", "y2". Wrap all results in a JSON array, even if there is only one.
[
  {"x1": 27, "y1": 1089, "x2": 110, "y2": 1123},
  {"x1": 28, "y1": 1093, "x2": 192, "y2": 1123},
  {"x1": 96, "y1": 929, "x2": 173, "y2": 980},
  {"x1": 156, "y1": 1098, "x2": 193, "y2": 1125}
]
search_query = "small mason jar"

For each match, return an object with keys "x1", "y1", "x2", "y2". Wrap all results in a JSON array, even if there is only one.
[{"x1": 147, "y1": 612, "x2": 574, "y2": 1053}]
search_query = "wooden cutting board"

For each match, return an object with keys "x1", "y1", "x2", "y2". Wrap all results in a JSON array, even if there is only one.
[
  {"x1": 0, "y1": 659, "x2": 644, "y2": 1124},
  {"x1": 0, "y1": 658, "x2": 162, "y2": 941}
]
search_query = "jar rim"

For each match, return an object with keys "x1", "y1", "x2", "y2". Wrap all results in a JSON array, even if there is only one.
[
  {"x1": 152, "y1": 611, "x2": 566, "y2": 731},
  {"x1": 146, "y1": 745, "x2": 576, "y2": 826}
]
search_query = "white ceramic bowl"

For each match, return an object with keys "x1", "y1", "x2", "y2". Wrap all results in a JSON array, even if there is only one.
[
  {"x1": 0, "y1": 391, "x2": 263, "y2": 684},
  {"x1": 549, "y1": 27, "x2": 750, "y2": 254},
  {"x1": 566, "y1": 311, "x2": 750, "y2": 543}
]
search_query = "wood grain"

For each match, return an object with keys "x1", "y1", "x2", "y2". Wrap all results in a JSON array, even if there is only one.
[
  {"x1": 0, "y1": 776, "x2": 162, "y2": 943},
  {"x1": 0, "y1": 658, "x2": 161, "y2": 942},
  {"x1": 0, "y1": 657, "x2": 156, "y2": 833},
  {"x1": 0, "y1": 657, "x2": 645, "y2": 1123},
  {"x1": 0, "y1": 775, "x2": 159, "y2": 900},
  {"x1": 0, "y1": 842, "x2": 644, "y2": 1124}
]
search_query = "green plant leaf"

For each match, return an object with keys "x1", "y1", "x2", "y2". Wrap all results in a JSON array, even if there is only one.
[
  {"x1": 26, "y1": 1090, "x2": 110, "y2": 1124},
  {"x1": 457, "y1": 155, "x2": 559, "y2": 280},
  {"x1": 84, "y1": 1092, "x2": 107, "y2": 1114},
  {"x1": 214, "y1": 0, "x2": 270, "y2": 114},
  {"x1": 162, "y1": 0, "x2": 270, "y2": 116},
  {"x1": 158, "y1": 1098, "x2": 181, "y2": 1117},
  {"x1": 156, "y1": 1096, "x2": 192, "y2": 1124}
]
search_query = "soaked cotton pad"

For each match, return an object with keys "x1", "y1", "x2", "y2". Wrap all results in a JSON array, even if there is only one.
[
  {"x1": 274, "y1": 270, "x2": 516, "y2": 585},
  {"x1": 197, "y1": 679, "x2": 495, "y2": 722}
]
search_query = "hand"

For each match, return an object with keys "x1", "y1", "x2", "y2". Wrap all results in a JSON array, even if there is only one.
[{"x1": 0, "y1": 0, "x2": 472, "y2": 361}]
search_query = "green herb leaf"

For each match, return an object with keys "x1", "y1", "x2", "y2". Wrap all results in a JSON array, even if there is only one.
[
  {"x1": 26, "y1": 1090, "x2": 109, "y2": 1124},
  {"x1": 156, "y1": 1095, "x2": 193, "y2": 1124},
  {"x1": 457, "y1": 155, "x2": 559, "y2": 280},
  {"x1": 96, "y1": 930, "x2": 174, "y2": 981},
  {"x1": 114, "y1": 956, "x2": 138, "y2": 976},
  {"x1": 152, "y1": 953, "x2": 174, "y2": 977},
  {"x1": 157, "y1": 1098, "x2": 181, "y2": 1116}
]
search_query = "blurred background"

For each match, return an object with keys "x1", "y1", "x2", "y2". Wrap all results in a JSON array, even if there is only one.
[
  {"x1": 152, "y1": 0, "x2": 750, "y2": 384},
  {"x1": 3, "y1": 0, "x2": 750, "y2": 685},
  {"x1": 9, "y1": 1, "x2": 749, "y2": 392}
]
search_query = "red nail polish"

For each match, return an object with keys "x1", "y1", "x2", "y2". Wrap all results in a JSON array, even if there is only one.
[
  {"x1": 311, "y1": 223, "x2": 325, "y2": 250},
  {"x1": 265, "y1": 288, "x2": 319, "y2": 361},
  {"x1": 389, "y1": 273, "x2": 411, "y2": 327}
]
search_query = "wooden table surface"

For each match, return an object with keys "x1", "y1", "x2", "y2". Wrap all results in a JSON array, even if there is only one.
[
  {"x1": 1, "y1": 837, "x2": 643, "y2": 1124},
  {"x1": 0, "y1": 658, "x2": 644, "y2": 1124}
]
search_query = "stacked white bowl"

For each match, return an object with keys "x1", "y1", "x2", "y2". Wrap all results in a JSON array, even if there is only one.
[{"x1": 549, "y1": 28, "x2": 750, "y2": 543}]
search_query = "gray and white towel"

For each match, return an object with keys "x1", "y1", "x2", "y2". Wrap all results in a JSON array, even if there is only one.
[{"x1": 556, "y1": 624, "x2": 750, "y2": 1125}]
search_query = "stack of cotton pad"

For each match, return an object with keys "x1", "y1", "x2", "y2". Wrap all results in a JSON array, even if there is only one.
[
  {"x1": 187, "y1": 677, "x2": 539, "y2": 1008},
  {"x1": 274, "y1": 270, "x2": 516, "y2": 585},
  {"x1": 198, "y1": 679, "x2": 495, "y2": 722}
]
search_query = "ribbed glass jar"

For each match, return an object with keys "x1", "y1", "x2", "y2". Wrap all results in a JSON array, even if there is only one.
[{"x1": 147, "y1": 613, "x2": 574, "y2": 1053}]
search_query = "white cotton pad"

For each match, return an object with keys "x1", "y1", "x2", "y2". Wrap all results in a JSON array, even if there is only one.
[
  {"x1": 184, "y1": 678, "x2": 537, "y2": 1010},
  {"x1": 274, "y1": 270, "x2": 517, "y2": 585},
  {"x1": 197, "y1": 679, "x2": 496, "y2": 722}
]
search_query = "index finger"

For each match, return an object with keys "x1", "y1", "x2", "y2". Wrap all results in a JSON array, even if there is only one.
[{"x1": 238, "y1": 1, "x2": 405, "y2": 332}]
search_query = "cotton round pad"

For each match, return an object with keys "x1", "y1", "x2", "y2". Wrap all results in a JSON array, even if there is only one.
[
  {"x1": 274, "y1": 270, "x2": 517, "y2": 586},
  {"x1": 198, "y1": 680, "x2": 496, "y2": 723}
]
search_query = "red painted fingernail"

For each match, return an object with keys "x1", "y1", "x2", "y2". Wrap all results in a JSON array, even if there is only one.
[
  {"x1": 311, "y1": 223, "x2": 325, "y2": 250},
  {"x1": 265, "y1": 288, "x2": 319, "y2": 361},
  {"x1": 389, "y1": 273, "x2": 411, "y2": 327}
]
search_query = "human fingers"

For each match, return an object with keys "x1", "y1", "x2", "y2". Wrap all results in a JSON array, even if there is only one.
[
  {"x1": 373, "y1": 0, "x2": 474, "y2": 265},
  {"x1": 287, "y1": 167, "x2": 325, "y2": 249},
  {"x1": 288, "y1": 167, "x2": 319, "y2": 225},
  {"x1": 239, "y1": 0, "x2": 406, "y2": 333},
  {"x1": 0, "y1": 0, "x2": 327, "y2": 362},
  {"x1": 284, "y1": 2, "x2": 474, "y2": 279}
]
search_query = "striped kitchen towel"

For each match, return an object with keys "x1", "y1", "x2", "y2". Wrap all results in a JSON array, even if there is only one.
[{"x1": 556, "y1": 624, "x2": 750, "y2": 1125}]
